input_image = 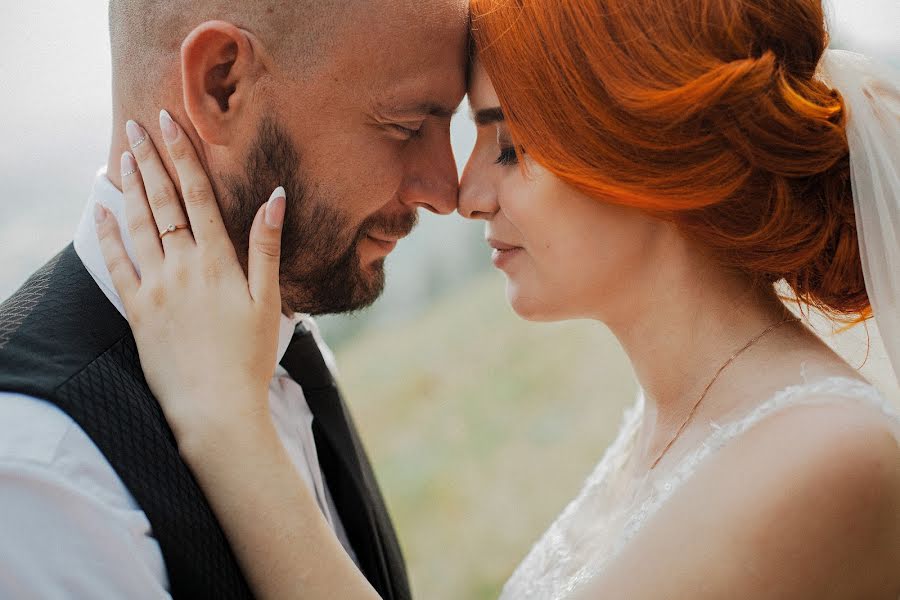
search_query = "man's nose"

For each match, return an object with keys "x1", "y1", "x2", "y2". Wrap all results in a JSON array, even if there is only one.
[{"x1": 399, "y1": 132, "x2": 460, "y2": 215}]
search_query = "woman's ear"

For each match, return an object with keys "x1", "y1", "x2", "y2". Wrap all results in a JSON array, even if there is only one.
[{"x1": 181, "y1": 20, "x2": 258, "y2": 146}]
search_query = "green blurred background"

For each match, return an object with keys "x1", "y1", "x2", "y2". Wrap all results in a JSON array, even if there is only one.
[
  {"x1": 1, "y1": 2, "x2": 898, "y2": 598},
  {"x1": 337, "y1": 270, "x2": 638, "y2": 599}
]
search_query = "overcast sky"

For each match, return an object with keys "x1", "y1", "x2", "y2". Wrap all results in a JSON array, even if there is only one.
[{"x1": 1, "y1": 0, "x2": 898, "y2": 298}]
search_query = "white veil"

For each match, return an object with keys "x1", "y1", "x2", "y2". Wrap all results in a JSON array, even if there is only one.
[{"x1": 818, "y1": 49, "x2": 900, "y2": 387}]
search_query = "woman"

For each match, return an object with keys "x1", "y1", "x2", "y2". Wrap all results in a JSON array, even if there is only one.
[{"x1": 95, "y1": 0, "x2": 900, "y2": 597}]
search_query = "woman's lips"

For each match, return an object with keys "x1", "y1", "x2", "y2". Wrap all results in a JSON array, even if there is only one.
[{"x1": 488, "y1": 238, "x2": 525, "y2": 269}]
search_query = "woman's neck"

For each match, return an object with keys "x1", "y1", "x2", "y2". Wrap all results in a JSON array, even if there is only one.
[{"x1": 602, "y1": 253, "x2": 796, "y2": 469}]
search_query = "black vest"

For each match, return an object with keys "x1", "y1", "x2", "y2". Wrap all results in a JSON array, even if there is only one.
[{"x1": 0, "y1": 245, "x2": 411, "y2": 600}]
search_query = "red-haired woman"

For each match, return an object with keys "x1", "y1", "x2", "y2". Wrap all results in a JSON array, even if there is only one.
[{"x1": 96, "y1": 0, "x2": 900, "y2": 597}]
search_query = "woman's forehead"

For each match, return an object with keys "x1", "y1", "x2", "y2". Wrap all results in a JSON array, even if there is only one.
[{"x1": 467, "y1": 61, "x2": 499, "y2": 110}]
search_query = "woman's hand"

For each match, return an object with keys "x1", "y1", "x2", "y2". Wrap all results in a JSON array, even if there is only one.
[
  {"x1": 95, "y1": 110, "x2": 285, "y2": 446},
  {"x1": 95, "y1": 112, "x2": 380, "y2": 600}
]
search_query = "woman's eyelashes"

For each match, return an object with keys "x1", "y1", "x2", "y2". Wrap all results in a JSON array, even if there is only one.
[
  {"x1": 495, "y1": 144, "x2": 520, "y2": 166},
  {"x1": 495, "y1": 126, "x2": 522, "y2": 166}
]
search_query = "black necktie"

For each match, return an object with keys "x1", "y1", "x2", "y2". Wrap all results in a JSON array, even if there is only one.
[{"x1": 279, "y1": 323, "x2": 409, "y2": 600}]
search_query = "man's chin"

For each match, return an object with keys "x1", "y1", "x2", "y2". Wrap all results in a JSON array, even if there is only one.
[{"x1": 281, "y1": 264, "x2": 385, "y2": 316}]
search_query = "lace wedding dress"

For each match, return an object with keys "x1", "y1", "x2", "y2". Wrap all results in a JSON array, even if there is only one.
[{"x1": 499, "y1": 376, "x2": 900, "y2": 599}]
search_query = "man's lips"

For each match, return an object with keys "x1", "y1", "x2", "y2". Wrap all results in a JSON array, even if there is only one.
[
  {"x1": 368, "y1": 233, "x2": 405, "y2": 244},
  {"x1": 366, "y1": 232, "x2": 407, "y2": 252}
]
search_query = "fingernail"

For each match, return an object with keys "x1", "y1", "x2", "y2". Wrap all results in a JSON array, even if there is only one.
[
  {"x1": 126, "y1": 120, "x2": 146, "y2": 149},
  {"x1": 159, "y1": 109, "x2": 178, "y2": 144},
  {"x1": 94, "y1": 203, "x2": 108, "y2": 225},
  {"x1": 265, "y1": 187, "x2": 286, "y2": 228},
  {"x1": 121, "y1": 151, "x2": 137, "y2": 177}
]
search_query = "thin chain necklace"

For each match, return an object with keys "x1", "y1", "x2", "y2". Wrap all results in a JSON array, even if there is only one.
[{"x1": 649, "y1": 316, "x2": 800, "y2": 470}]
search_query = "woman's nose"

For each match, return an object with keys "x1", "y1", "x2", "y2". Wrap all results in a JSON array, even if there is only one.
[{"x1": 458, "y1": 160, "x2": 499, "y2": 221}]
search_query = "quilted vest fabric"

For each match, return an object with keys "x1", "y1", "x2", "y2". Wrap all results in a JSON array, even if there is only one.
[{"x1": 0, "y1": 244, "x2": 411, "y2": 599}]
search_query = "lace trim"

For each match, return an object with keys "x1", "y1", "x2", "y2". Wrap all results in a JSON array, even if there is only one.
[{"x1": 499, "y1": 395, "x2": 644, "y2": 599}]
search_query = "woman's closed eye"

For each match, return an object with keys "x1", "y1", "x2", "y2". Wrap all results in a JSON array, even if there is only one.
[
  {"x1": 495, "y1": 145, "x2": 517, "y2": 166},
  {"x1": 496, "y1": 144, "x2": 522, "y2": 167}
]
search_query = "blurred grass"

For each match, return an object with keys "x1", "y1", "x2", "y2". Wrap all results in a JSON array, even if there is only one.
[{"x1": 334, "y1": 270, "x2": 638, "y2": 600}]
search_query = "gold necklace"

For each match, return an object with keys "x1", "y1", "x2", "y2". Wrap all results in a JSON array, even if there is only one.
[{"x1": 650, "y1": 316, "x2": 800, "y2": 470}]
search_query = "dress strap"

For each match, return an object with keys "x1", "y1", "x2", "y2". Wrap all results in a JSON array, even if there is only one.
[{"x1": 669, "y1": 377, "x2": 897, "y2": 491}]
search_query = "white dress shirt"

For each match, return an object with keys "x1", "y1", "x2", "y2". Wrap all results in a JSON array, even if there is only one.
[{"x1": 0, "y1": 169, "x2": 355, "y2": 598}]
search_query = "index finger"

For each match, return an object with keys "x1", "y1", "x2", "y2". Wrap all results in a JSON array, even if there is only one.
[{"x1": 158, "y1": 109, "x2": 230, "y2": 248}]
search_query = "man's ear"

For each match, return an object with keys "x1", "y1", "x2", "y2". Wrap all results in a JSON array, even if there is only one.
[{"x1": 181, "y1": 21, "x2": 258, "y2": 146}]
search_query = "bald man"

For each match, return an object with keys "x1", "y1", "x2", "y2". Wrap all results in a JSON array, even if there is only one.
[{"x1": 0, "y1": 1, "x2": 467, "y2": 598}]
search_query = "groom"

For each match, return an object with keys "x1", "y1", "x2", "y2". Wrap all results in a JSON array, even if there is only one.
[{"x1": 0, "y1": 1, "x2": 466, "y2": 598}]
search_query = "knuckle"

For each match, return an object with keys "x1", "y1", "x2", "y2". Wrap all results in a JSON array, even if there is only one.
[
  {"x1": 253, "y1": 240, "x2": 281, "y2": 259},
  {"x1": 127, "y1": 215, "x2": 154, "y2": 237},
  {"x1": 167, "y1": 141, "x2": 190, "y2": 162},
  {"x1": 202, "y1": 254, "x2": 227, "y2": 281},
  {"x1": 172, "y1": 262, "x2": 193, "y2": 287},
  {"x1": 105, "y1": 254, "x2": 131, "y2": 276},
  {"x1": 183, "y1": 186, "x2": 210, "y2": 208},
  {"x1": 146, "y1": 283, "x2": 167, "y2": 308},
  {"x1": 95, "y1": 217, "x2": 113, "y2": 238},
  {"x1": 148, "y1": 188, "x2": 175, "y2": 211}
]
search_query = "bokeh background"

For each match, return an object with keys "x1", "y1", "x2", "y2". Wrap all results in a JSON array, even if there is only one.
[{"x1": 1, "y1": 2, "x2": 898, "y2": 598}]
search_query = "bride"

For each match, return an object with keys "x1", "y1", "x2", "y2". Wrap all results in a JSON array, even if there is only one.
[{"x1": 94, "y1": 0, "x2": 900, "y2": 597}]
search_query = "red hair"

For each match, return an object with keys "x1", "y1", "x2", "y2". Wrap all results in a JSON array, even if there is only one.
[{"x1": 471, "y1": 0, "x2": 870, "y2": 320}]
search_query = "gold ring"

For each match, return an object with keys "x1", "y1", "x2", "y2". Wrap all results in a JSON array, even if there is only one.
[{"x1": 159, "y1": 223, "x2": 190, "y2": 239}]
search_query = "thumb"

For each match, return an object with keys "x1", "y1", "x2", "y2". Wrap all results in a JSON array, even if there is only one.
[{"x1": 248, "y1": 186, "x2": 285, "y2": 308}]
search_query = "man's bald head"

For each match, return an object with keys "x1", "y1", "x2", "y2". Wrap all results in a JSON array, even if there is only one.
[{"x1": 109, "y1": 0, "x2": 356, "y2": 99}]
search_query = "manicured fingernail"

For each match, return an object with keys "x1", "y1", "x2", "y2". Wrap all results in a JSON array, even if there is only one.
[
  {"x1": 159, "y1": 109, "x2": 178, "y2": 144},
  {"x1": 265, "y1": 187, "x2": 286, "y2": 228},
  {"x1": 126, "y1": 120, "x2": 146, "y2": 149},
  {"x1": 94, "y1": 203, "x2": 108, "y2": 225},
  {"x1": 121, "y1": 151, "x2": 137, "y2": 177}
]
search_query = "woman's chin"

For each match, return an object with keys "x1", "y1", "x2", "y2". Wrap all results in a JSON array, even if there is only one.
[{"x1": 505, "y1": 280, "x2": 558, "y2": 322}]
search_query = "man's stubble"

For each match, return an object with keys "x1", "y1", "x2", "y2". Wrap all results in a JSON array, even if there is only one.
[{"x1": 219, "y1": 118, "x2": 416, "y2": 316}]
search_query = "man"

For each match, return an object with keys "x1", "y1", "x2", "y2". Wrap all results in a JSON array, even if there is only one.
[{"x1": 0, "y1": 1, "x2": 467, "y2": 597}]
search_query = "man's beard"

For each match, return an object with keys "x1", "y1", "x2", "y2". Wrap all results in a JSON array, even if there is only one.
[{"x1": 218, "y1": 119, "x2": 417, "y2": 316}]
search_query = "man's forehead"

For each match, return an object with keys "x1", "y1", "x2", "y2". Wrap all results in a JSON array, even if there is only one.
[
  {"x1": 319, "y1": 1, "x2": 468, "y2": 113},
  {"x1": 334, "y1": 0, "x2": 467, "y2": 67},
  {"x1": 347, "y1": 48, "x2": 467, "y2": 117}
]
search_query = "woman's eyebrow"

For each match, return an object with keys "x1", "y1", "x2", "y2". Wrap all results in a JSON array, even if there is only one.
[{"x1": 472, "y1": 107, "x2": 504, "y2": 126}]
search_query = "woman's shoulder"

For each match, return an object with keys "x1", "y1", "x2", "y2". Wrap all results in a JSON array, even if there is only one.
[
  {"x1": 597, "y1": 383, "x2": 900, "y2": 597},
  {"x1": 680, "y1": 378, "x2": 900, "y2": 591},
  {"x1": 703, "y1": 375, "x2": 900, "y2": 532},
  {"x1": 724, "y1": 380, "x2": 900, "y2": 506}
]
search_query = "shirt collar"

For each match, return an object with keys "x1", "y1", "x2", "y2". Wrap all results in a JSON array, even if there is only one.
[{"x1": 73, "y1": 167, "x2": 302, "y2": 365}]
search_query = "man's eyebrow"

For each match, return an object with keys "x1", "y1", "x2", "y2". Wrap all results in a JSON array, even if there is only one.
[
  {"x1": 384, "y1": 102, "x2": 459, "y2": 119},
  {"x1": 472, "y1": 107, "x2": 504, "y2": 126}
]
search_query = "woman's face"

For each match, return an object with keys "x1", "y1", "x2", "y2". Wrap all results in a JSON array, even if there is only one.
[{"x1": 459, "y1": 62, "x2": 670, "y2": 323}]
